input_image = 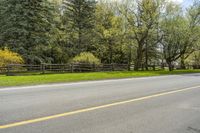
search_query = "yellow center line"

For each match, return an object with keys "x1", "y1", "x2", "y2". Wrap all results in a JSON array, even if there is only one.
[{"x1": 0, "y1": 85, "x2": 200, "y2": 129}]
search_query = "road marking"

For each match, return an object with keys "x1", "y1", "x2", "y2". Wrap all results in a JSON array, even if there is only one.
[{"x1": 0, "y1": 85, "x2": 200, "y2": 129}]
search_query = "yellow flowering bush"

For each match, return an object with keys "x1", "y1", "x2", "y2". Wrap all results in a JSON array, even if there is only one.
[
  {"x1": 72, "y1": 52, "x2": 100, "y2": 65},
  {"x1": 0, "y1": 48, "x2": 24, "y2": 67}
]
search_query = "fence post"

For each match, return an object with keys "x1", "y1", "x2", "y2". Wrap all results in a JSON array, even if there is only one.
[
  {"x1": 6, "y1": 65, "x2": 11, "y2": 76},
  {"x1": 41, "y1": 64, "x2": 45, "y2": 74},
  {"x1": 71, "y1": 64, "x2": 74, "y2": 73},
  {"x1": 112, "y1": 63, "x2": 114, "y2": 71},
  {"x1": 92, "y1": 63, "x2": 96, "y2": 72},
  {"x1": 127, "y1": 63, "x2": 131, "y2": 71},
  {"x1": 153, "y1": 65, "x2": 156, "y2": 71},
  {"x1": 141, "y1": 64, "x2": 145, "y2": 71}
]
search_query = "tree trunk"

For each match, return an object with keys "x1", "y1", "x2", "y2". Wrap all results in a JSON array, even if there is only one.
[
  {"x1": 128, "y1": 46, "x2": 132, "y2": 71},
  {"x1": 78, "y1": 28, "x2": 82, "y2": 51},
  {"x1": 180, "y1": 56, "x2": 186, "y2": 69},
  {"x1": 167, "y1": 60, "x2": 173, "y2": 71},
  {"x1": 145, "y1": 42, "x2": 149, "y2": 71},
  {"x1": 109, "y1": 40, "x2": 113, "y2": 64},
  {"x1": 161, "y1": 59, "x2": 165, "y2": 70},
  {"x1": 134, "y1": 45, "x2": 143, "y2": 71}
]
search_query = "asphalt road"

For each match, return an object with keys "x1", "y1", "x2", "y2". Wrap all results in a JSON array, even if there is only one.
[{"x1": 1, "y1": 74, "x2": 200, "y2": 133}]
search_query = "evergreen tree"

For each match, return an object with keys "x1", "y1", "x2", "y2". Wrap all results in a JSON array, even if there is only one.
[
  {"x1": 0, "y1": 0, "x2": 55, "y2": 64},
  {"x1": 62, "y1": 0, "x2": 96, "y2": 55}
]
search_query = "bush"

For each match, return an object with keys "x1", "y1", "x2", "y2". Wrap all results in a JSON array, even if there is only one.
[
  {"x1": 0, "y1": 48, "x2": 24, "y2": 67},
  {"x1": 72, "y1": 52, "x2": 101, "y2": 65}
]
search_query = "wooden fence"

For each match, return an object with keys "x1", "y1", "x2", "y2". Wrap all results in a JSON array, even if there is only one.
[
  {"x1": 0, "y1": 63, "x2": 129, "y2": 76},
  {"x1": 0, "y1": 63, "x2": 199, "y2": 76}
]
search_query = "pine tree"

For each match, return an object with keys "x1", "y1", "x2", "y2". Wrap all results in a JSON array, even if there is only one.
[
  {"x1": 0, "y1": 0, "x2": 55, "y2": 64},
  {"x1": 62, "y1": 0, "x2": 96, "y2": 54}
]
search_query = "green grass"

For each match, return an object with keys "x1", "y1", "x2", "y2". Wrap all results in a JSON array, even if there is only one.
[{"x1": 0, "y1": 70, "x2": 200, "y2": 87}]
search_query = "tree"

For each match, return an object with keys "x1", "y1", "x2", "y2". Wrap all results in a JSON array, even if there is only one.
[
  {"x1": 62, "y1": 0, "x2": 96, "y2": 54},
  {"x1": 179, "y1": 1, "x2": 200, "y2": 69},
  {"x1": 0, "y1": 0, "x2": 56, "y2": 64},
  {"x1": 160, "y1": 1, "x2": 200, "y2": 71},
  {"x1": 160, "y1": 3, "x2": 186, "y2": 71},
  {"x1": 95, "y1": 2, "x2": 125, "y2": 64},
  {"x1": 118, "y1": 0, "x2": 161, "y2": 70},
  {"x1": 46, "y1": 0, "x2": 70, "y2": 64}
]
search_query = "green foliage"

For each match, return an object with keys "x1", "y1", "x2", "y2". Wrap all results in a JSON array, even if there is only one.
[
  {"x1": 72, "y1": 52, "x2": 101, "y2": 65},
  {"x1": 0, "y1": 0, "x2": 56, "y2": 64},
  {"x1": 0, "y1": 0, "x2": 199, "y2": 71},
  {"x1": 95, "y1": 3, "x2": 126, "y2": 64},
  {"x1": 160, "y1": 1, "x2": 200, "y2": 70},
  {"x1": 30, "y1": 44, "x2": 69, "y2": 64},
  {"x1": 186, "y1": 51, "x2": 200, "y2": 66},
  {"x1": 0, "y1": 48, "x2": 24, "y2": 67},
  {"x1": 119, "y1": 0, "x2": 161, "y2": 70},
  {"x1": 62, "y1": 0, "x2": 96, "y2": 53}
]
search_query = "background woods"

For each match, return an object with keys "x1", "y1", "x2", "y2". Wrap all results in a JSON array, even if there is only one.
[{"x1": 0, "y1": 0, "x2": 199, "y2": 71}]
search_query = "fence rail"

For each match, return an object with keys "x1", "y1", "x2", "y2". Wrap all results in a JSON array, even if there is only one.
[
  {"x1": 0, "y1": 63, "x2": 130, "y2": 76},
  {"x1": 0, "y1": 63, "x2": 199, "y2": 76},
  {"x1": 0, "y1": 66, "x2": 7, "y2": 74}
]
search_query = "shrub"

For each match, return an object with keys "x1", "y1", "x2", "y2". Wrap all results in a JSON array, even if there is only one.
[
  {"x1": 0, "y1": 48, "x2": 24, "y2": 67},
  {"x1": 72, "y1": 52, "x2": 101, "y2": 65}
]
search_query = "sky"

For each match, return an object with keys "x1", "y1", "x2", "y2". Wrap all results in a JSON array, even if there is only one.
[
  {"x1": 109, "y1": 0, "x2": 194, "y2": 8},
  {"x1": 170, "y1": 0, "x2": 193, "y2": 8}
]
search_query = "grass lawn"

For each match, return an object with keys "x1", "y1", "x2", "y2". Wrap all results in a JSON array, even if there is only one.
[{"x1": 0, "y1": 70, "x2": 200, "y2": 87}]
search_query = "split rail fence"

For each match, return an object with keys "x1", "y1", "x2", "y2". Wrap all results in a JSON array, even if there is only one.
[
  {"x1": 0, "y1": 63, "x2": 129, "y2": 76},
  {"x1": 0, "y1": 63, "x2": 199, "y2": 76}
]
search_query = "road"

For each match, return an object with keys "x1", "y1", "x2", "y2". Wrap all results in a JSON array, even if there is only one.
[{"x1": 1, "y1": 73, "x2": 200, "y2": 133}]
